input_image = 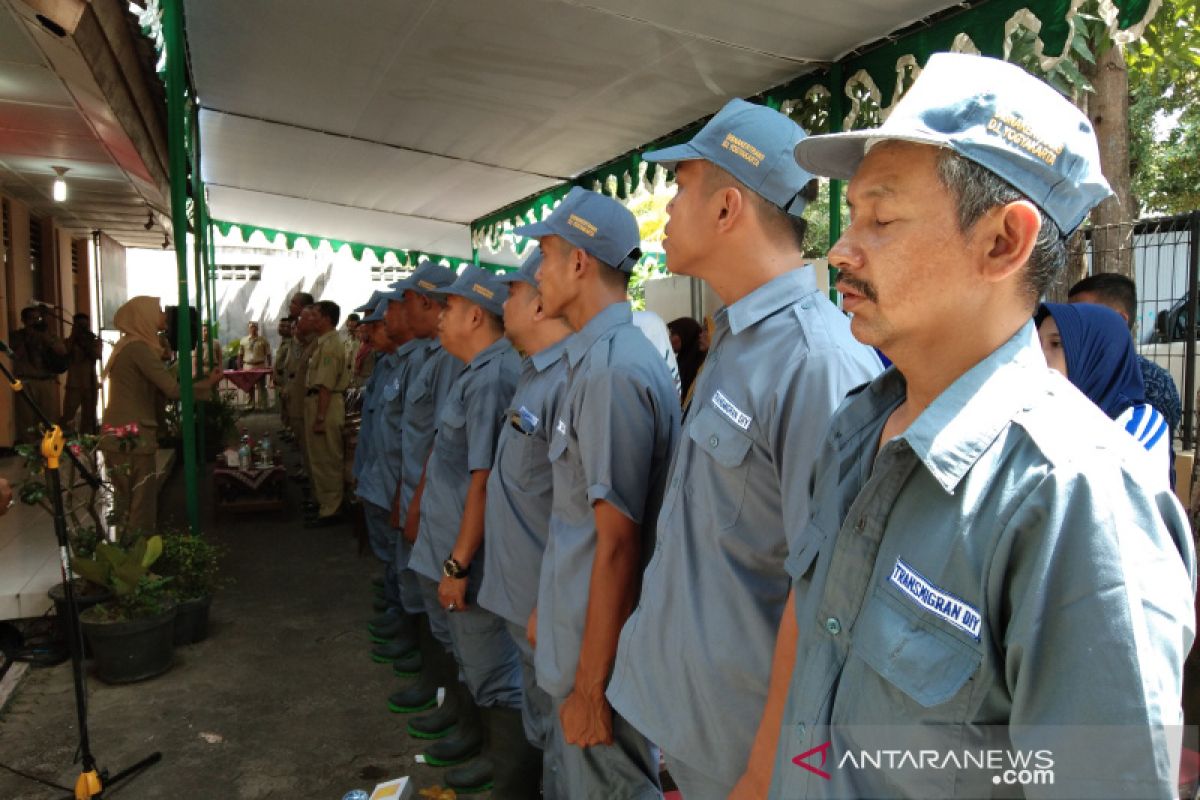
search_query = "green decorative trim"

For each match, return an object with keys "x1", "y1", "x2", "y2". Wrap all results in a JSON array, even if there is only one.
[
  {"x1": 469, "y1": 0, "x2": 1157, "y2": 248},
  {"x1": 212, "y1": 219, "x2": 510, "y2": 273}
]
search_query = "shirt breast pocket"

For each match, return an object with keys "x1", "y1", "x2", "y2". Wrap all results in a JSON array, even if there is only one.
[
  {"x1": 687, "y1": 404, "x2": 753, "y2": 528},
  {"x1": 843, "y1": 588, "x2": 982, "y2": 717},
  {"x1": 438, "y1": 400, "x2": 468, "y2": 453}
]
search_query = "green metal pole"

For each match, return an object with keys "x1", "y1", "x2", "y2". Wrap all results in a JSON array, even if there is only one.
[
  {"x1": 190, "y1": 112, "x2": 208, "y2": 462},
  {"x1": 207, "y1": 222, "x2": 217, "y2": 354},
  {"x1": 163, "y1": 0, "x2": 200, "y2": 533},
  {"x1": 828, "y1": 62, "x2": 844, "y2": 303}
]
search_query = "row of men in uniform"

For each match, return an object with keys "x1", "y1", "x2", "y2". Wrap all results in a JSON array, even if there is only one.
[{"x1": 316, "y1": 54, "x2": 1194, "y2": 800}]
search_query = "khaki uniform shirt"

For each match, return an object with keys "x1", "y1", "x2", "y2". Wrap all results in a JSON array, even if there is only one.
[
  {"x1": 274, "y1": 338, "x2": 292, "y2": 387},
  {"x1": 102, "y1": 340, "x2": 209, "y2": 453},
  {"x1": 242, "y1": 334, "x2": 270, "y2": 366},
  {"x1": 285, "y1": 336, "x2": 317, "y2": 420},
  {"x1": 307, "y1": 330, "x2": 349, "y2": 394},
  {"x1": 65, "y1": 333, "x2": 102, "y2": 389}
]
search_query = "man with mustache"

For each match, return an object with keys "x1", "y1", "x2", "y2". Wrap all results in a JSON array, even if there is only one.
[{"x1": 738, "y1": 53, "x2": 1195, "y2": 798}]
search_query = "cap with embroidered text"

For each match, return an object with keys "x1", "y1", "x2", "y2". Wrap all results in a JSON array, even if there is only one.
[
  {"x1": 429, "y1": 265, "x2": 508, "y2": 317},
  {"x1": 513, "y1": 187, "x2": 642, "y2": 273},
  {"x1": 793, "y1": 52, "x2": 1112, "y2": 234},
  {"x1": 383, "y1": 260, "x2": 457, "y2": 301},
  {"x1": 497, "y1": 250, "x2": 542, "y2": 288},
  {"x1": 644, "y1": 98, "x2": 815, "y2": 216}
]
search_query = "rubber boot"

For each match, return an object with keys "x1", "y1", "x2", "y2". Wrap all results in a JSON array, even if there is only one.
[
  {"x1": 392, "y1": 648, "x2": 422, "y2": 678},
  {"x1": 386, "y1": 615, "x2": 444, "y2": 713},
  {"x1": 370, "y1": 611, "x2": 418, "y2": 662},
  {"x1": 424, "y1": 685, "x2": 484, "y2": 767},
  {"x1": 407, "y1": 666, "x2": 462, "y2": 740},
  {"x1": 444, "y1": 755, "x2": 494, "y2": 795},
  {"x1": 369, "y1": 612, "x2": 413, "y2": 643},
  {"x1": 486, "y1": 706, "x2": 543, "y2": 799}
]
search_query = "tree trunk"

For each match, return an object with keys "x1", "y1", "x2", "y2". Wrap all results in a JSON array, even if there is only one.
[{"x1": 1082, "y1": 42, "x2": 1135, "y2": 279}]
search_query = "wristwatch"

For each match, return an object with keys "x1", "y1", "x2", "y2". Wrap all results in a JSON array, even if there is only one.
[{"x1": 442, "y1": 556, "x2": 469, "y2": 579}]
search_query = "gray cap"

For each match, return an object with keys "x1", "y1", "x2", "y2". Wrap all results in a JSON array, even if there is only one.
[
  {"x1": 429, "y1": 265, "x2": 509, "y2": 317},
  {"x1": 355, "y1": 291, "x2": 384, "y2": 313},
  {"x1": 383, "y1": 260, "x2": 458, "y2": 301},
  {"x1": 361, "y1": 298, "x2": 388, "y2": 324},
  {"x1": 644, "y1": 98, "x2": 814, "y2": 216},
  {"x1": 496, "y1": 250, "x2": 542, "y2": 288},
  {"x1": 793, "y1": 53, "x2": 1112, "y2": 234},
  {"x1": 513, "y1": 187, "x2": 642, "y2": 273}
]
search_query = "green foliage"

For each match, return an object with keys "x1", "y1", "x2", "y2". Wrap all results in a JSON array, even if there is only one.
[
  {"x1": 81, "y1": 575, "x2": 175, "y2": 623},
  {"x1": 628, "y1": 258, "x2": 669, "y2": 311},
  {"x1": 73, "y1": 534, "x2": 165, "y2": 597},
  {"x1": 1127, "y1": 0, "x2": 1200, "y2": 215},
  {"x1": 1006, "y1": 4, "x2": 1108, "y2": 99},
  {"x1": 157, "y1": 531, "x2": 227, "y2": 601}
]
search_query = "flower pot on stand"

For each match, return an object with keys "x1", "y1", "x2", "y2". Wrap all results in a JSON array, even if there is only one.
[
  {"x1": 81, "y1": 604, "x2": 177, "y2": 684},
  {"x1": 172, "y1": 594, "x2": 213, "y2": 646}
]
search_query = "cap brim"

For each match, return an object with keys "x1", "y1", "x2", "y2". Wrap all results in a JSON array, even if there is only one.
[
  {"x1": 496, "y1": 272, "x2": 536, "y2": 286},
  {"x1": 641, "y1": 141, "x2": 704, "y2": 170},
  {"x1": 794, "y1": 130, "x2": 950, "y2": 178},
  {"x1": 512, "y1": 220, "x2": 554, "y2": 239}
]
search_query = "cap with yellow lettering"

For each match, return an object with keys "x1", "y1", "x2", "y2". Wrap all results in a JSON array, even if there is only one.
[
  {"x1": 428, "y1": 265, "x2": 508, "y2": 317},
  {"x1": 643, "y1": 98, "x2": 815, "y2": 216},
  {"x1": 513, "y1": 187, "x2": 642, "y2": 274},
  {"x1": 383, "y1": 260, "x2": 457, "y2": 301},
  {"x1": 793, "y1": 52, "x2": 1112, "y2": 234}
]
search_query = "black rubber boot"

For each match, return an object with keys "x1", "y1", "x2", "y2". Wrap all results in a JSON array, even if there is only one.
[
  {"x1": 423, "y1": 687, "x2": 483, "y2": 767},
  {"x1": 386, "y1": 616, "x2": 445, "y2": 713},
  {"x1": 407, "y1": 677, "x2": 462, "y2": 740},
  {"x1": 368, "y1": 612, "x2": 413, "y2": 644},
  {"x1": 370, "y1": 610, "x2": 418, "y2": 661},
  {"x1": 486, "y1": 706, "x2": 543, "y2": 799},
  {"x1": 391, "y1": 648, "x2": 422, "y2": 678},
  {"x1": 444, "y1": 754, "x2": 494, "y2": 795}
]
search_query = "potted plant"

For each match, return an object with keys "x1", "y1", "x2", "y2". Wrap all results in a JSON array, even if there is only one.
[
  {"x1": 157, "y1": 530, "x2": 226, "y2": 645},
  {"x1": 74, "y1": 535, "x2": 178, "y2": 684}
]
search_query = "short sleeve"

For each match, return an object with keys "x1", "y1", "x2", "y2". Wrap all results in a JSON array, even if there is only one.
[{"x1": 577, "y1": 366, "x2": 657, "y2": 524}]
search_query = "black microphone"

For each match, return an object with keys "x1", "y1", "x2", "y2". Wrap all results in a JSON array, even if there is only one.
[{"x1": 0, "y1": 339, "x2": 13, "y2": 357}]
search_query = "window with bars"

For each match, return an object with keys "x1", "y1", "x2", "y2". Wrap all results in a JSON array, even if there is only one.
[
  {"x1": 216, "y1": 263, "x2": 263, "y2": 281},
  {"x1": 370, "y1": 264, "x2": 410, "y2": 284}
]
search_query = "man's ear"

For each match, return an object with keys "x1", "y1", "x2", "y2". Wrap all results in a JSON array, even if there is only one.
[
  {"x1": 714, "y1": 185, "x2": 746, "y2": 232},
  {"x1": 979, "y1": 199, "x2": 1041, "y2": 286}
]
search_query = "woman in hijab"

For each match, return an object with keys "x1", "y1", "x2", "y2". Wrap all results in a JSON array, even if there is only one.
[
  {"x1": 668, "y1": 316, "x2": 706, "y2": 402},
  {"x1": 101, "y1": 296, "x2": 222, "y2": 542},
  {"x1": 1036, "y1": 302, "x2": 1171, "y2": 477}
]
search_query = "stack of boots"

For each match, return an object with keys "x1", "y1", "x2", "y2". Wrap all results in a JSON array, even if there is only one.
[
  {"x1": 368, "y1": 609, "x2": 413, "y2": 644},
  {"x1": 370, "y1": 610, "x2": 418, "y2": 663},
  {"x1": 447, "y1": 706, "x2": 541, "y2": 798},
  {"x1": 406, "y1": 644, "x2": 461, "y2": 739},
  {"x1": 386, "y1": 615, "x2": 446, "y2": 714},
  {"x1": 423, "y1": 683, "x2": 484, "y2": 767}
]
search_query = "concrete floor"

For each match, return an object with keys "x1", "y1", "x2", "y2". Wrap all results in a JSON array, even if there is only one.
[{"x1": 0, "y1": 411, "x2": 466, "y2": 799}]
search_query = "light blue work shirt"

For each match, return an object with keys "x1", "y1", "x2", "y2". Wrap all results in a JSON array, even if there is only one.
[
  {"x1": 534, "y1": 301, "x2": 681, "y2": 699},
  {"x1": 355, "y1": 339, "x2": 429, "y2": 510},
  {"x1": 477, "y1": 337, "x2": 572, "y2": 628},
  {"x1": 409, "y1": 338, "x2": 520, "y2": 584},
  {"x1": 352, "y1": 352, "x2": 389, "y2": 481},
  {"x1": 770, "y1": 322, "x2": 1196, "y2": 799},
  {"x1": 608, "y1": 267, "x2": 883, "y2": 788},
  {"x1": 399, "y1": 342, "x2": 464, "y2": 518}
]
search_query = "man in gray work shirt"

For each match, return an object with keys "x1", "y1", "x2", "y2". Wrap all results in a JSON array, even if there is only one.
[
  {"x1": 515, "y1": 187, "x2": 680, "y2": 799},
  {"x1": 476, "y1": 250, "x2": 574, "y2": 797},
  {"x1": 607, "y1": 99, "x2": 882, "y2": 800},
  {"x1": 737, "y1": 53, "x2": 1196, "y2": 799}
]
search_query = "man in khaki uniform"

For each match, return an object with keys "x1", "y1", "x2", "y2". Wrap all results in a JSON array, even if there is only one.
[
  {"x1": 10, "y1": 306, "x2": 67, "y2": 443},
  {"x1": 274, "y1": 316, "x2": 294, "y2": 424},
  {"x1": 240, "y1": 321, "x2": 271, "y2": 410},
  {"x1": 60, "y1": 312, "x2": 102, "y2": 434},
  {"x1": 286, "y1": 295, "x2": 316, "y2": 474},
  {"x1": 304, "y1": 300, "x2": 350, "y2": 527}
]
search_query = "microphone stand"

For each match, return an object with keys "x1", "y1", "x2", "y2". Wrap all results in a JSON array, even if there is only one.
[{"x1": 0, "y1": 340, "x2": 161, "y2": 798}]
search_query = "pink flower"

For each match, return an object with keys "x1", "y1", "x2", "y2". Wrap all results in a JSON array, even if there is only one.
[
  {"x1": 127, "y1": 422, "x2": 139, "y2": 436},
  {"x1": 68, "y1": 444, "x2": 82, "y2": 457}
]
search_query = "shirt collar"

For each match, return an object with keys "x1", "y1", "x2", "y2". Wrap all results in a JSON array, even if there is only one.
[
  {"x1": 467, "y1": 337, "x2": 511, "y2": 371},
  {"x1": 897, "y1": 320, "x2": 1049, "y2": 493},
  {"x1": 395, "y1": 338, "x2": 423, "y2": 359},
  {"x1": 721, "y1": 266, "x2": 819, "y2": 336},
  {"x1": 565, "y1": 301, "x2": 631, "y2": 368},
  {"x1": 317, "y1": 329, "x2": 338, "y2": 345},
  {"x1": 530, "y1": 335, "x2": 571, "y2": 372}
]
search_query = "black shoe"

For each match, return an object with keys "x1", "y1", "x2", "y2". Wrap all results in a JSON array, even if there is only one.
[
  {"x1": 445, "y1": 756, "x2": 494, "y2": 795},
  {"x1": 385, "y1": 614, "x2": 449, "y2": 713},
  {"x1": 408, "y1": 682, "x2": 461, "y2": 740},
  {"x1": 392, "y1": 648, "x2": 422, "y2": 678}
]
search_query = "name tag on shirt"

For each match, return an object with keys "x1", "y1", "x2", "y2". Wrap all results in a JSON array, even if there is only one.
[
  {"x1": 888, "y1": 558, "x2": 982, "y2": 640},
  {"x1": 711, "y1": 390, "x2": 752, "y2": 431}
]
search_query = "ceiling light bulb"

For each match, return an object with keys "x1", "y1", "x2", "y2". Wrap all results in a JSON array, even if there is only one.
[{"x1": 51, "y1": 166, "x2": 69, "y2": 202}]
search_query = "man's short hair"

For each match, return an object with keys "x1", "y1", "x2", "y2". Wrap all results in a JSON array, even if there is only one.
[
  {"x1": 346, "y1": 313, "x2": 361, "y2": 324},
  {"x1": 703, "y1": 162, "x2": 818, "y2": 251},
  {"x1": 935, "y1": 150, "x2": 1066, "y2": 304},
  {"x1": 73, "y1": 312, "x2": 88, "y2": 322},
  {"x1": 281, "y1": 315, "x2": 297, "y2": 324},
  {"x1": 20, "y1": 306, "x2": 40, "y2": 323},
  {"x1": 293, "y1": 292, "x2": 315, "y2": 307},
  {"x1": 315, "y1": 300, "x2": 341, "y2": 327},
  {"x1": 1067, "y1": 273, "x2": 1136, "y2": 330}
]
